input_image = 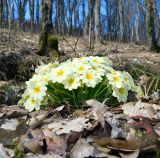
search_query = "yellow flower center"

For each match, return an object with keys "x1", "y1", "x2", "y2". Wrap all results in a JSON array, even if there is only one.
[
  {"x1": 34, "y1": 86, "x2": 41, "y2": 94},
  {"x1": 124, "y1": 77, "x2": 129, "y2": 82},
  {"x1": 44, "y1": 77, "x2": 49, "y2": 83},
  {"x1": 56, "y1": 69, "x2": 64, "y2": 76},
  {"x1": 67, "y1": 78, "x2": 75, "y2": 85},
  {"x1": 79, "y1": 57, "x2": 84, "y2": 60},
  {"x1": 31, "y1": 99, "x2": 36, "y2": 105},
  {"x1": 86, "y1": 73, "x2": 93, "y2": 80},
  {"x1": 78, "y1": 66, "x2": 85, "y2": 71},
  {"x1": 33, "y1": 79, "x2": 38, "y2": 83},
  {"x1": 93, "y1": 59, "x2": 99, "y2": 63},
  {"x1": 118, "y1": 88, "x2": 125, "y2": 94},
  {"x1": 92, "y1": 66, "x2": 98, "y2": 70},
  {"x1": 113, "y1": 75, "x2": 120, "y2": 82}
]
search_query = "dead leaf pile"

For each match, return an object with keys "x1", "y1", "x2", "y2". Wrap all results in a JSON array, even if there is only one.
[{"x1": 0, "y1": 99, "x2": 160, "y2": 157}]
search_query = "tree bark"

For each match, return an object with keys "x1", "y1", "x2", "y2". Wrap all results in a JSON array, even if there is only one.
[
  {"x1": 136, "y1": 0, "x2": 140, "y2": 43},
  {"x1": 61, "y1": 0, "x2": 65, "y2": 35},
  {"x1": 29, "y1": 0, "x2": 34, "y2": 32},
  {"x1": 89, "y1": 0, "x2": 95, "y2": 50},
  {"x1": 56, "y1": 0, "x2": 61, "y2": 34},
  {"x1": 146, "y1": 0, "x2": 160, "y2": 52},
  {"x1": 68, "y1": 0, "x2": 74, "y2": 35},
  {"x1": 36, "y1": 0, "x2": 40, "y2": 31},
  {"x1": 119, "y1": 0, "x2": 124, "y2": 41},
  {"x1": 18, "y1": 0, "x2": 28, "y2": 31},
  {"x1": 95, "y1": 0, "x2": 101, "y2": 43},
  {"x1": 129, "y1": 0, "x2": 134, "y2": 42},
  {"x1": 0, "y1": 0, "x2": 4, "y2": 27}
]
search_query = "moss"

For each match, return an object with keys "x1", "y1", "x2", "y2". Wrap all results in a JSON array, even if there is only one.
[
  {"x1": 37, "y1": 32, "x2": 47, "y2": 56},
  {"x1": 49, "y1": 49, "x2": 59, "y2": 59},
  {"x1": 48, "y1": 35, "x2": 58, "y2": 51},
  {"x1": 0, "y1": 95, "x2": 5, "y2": 104},
  {"x1": 37, "y1": 33, "x2": 60, "y2": 58}
]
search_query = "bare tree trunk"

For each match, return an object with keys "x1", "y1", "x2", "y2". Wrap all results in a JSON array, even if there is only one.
[
  {"x1": 84, "y1": 1, "x2": 89, "y2": 37},
  {"x1": 48, "y1": 0, "x2": 53, "y2": 27},
  {"x1": 89, "y1": 0, "x2": 95, "y2": 50},
  {"x1": 82, "y1": 0, "x2": 85, "y2": 28},
  {"x1": 146, "y1": 0, "x2": 160, "y2": 52},
  {"x1": 95, "y1": 0, "x2": 101, "y2": 43},
  {"x1": 56, "y1": 0, "x2": 61, "y2": 34},
  {"x1": 73, "y1": 0, "x2": 77, "y2": 33},
  {"x1": 129, "y1": 0, "x2": 134, "y2": 42},
  {"x1": 106, "y1": 0, "x2": 111, "y2": 40},
  {"x1": 11, "y1": 2, "x2": 14, "y2": 29},
  {"x1": 5, "y1": 0, "x2": 14, "y2": 31},
  {"x1": 36, "y1": 0, "x2": 40, "y2": 32},
  {"x1": 41, "y1": 0, "x2": 44, "y2": 27},
  {"x1": 29, "y1": 0, "x2": 34, "y2": 32},
  {"x1": 119, "y1": 0, "x2": 124, "y2": 41},
  {"x1": 18, "y1": 0, "x2": 28, "y2": 31},
  {"x1": 73, "y1": 0, "x2": 80, "y2": 35},
  {"x1": 154, "y1": 0, "x2": 160, "y2": 42},
  {"x1": 0, "y1": 0, "x2": 4, "y2": 28},
  {"x1": 136, "y1": 0, "x2": 140, "y2": 43},
  {"x1": 4, "y1": 0, "x2": 9, "y2": 27},
  {"x1": 68, "y1": 0, "x2": 74, "y2": 35},
  {"x1": 61, "y1": 0, "x2": 65, "y2": 35}
]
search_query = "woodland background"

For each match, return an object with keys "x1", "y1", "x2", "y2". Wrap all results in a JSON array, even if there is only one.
[{"x1": 0, "y1": 0, "x2": 160, "y2": 51}]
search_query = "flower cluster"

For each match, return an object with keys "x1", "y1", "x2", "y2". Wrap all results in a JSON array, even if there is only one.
[{"x1": 19, "y1": 56, "x2": 142, "y2": 111}]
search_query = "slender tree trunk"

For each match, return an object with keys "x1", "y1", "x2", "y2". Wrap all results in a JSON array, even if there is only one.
[
  {"x1": 29, "y1": 0, "x2": 34, "y2": 32},
  {"x1": 68, "y1": 0, "x2": 73, "y2": 35},
  {"x1": 56, "y1": 0, "x2": 61, "y2": 34},
  {"x1": 146, "y1": 0, "x2": 159, "y2": 51},
  {"x1": 61, "y1": 0, "x2": 65, "y2": 35},
  {"x1": 154, "y1": 0, "x2": 160, "y2": 41},
  {"x1": 4, "y1": 0, "x2": 9, "y2": 27},
  {"x1": 18, "y1": 0, "x2": 28, "y2": 31},
  {"x1": 119, "y1": 0, "x2": 124, "y2": 41},
  {"x1": 0, "y1": 0, "x2": 4, "y2": 28},
  {"x1": 106, "y1": 0, "x2": 111, "y2": 40},
  {"x1": 48, "y1": 0, "x2": 53, "y2": 27},
  {"x1": 136, "y1": 0, "x2": 140, "y2": 43},
  {"x1": 73, "y1": 0, "x2": 77, "y2": 33},
  {"x1": 36, "y1": 0, "x2": 40, "y2": 32},
  {"x1": 41, "y1": 0, "x2": 44, "y2": 27},
  {"x1": 95, "y1": 0, "x2": 101, "y2": 43},
  {"x1": 89, "y1": 0, "x2": 95, "y2": 50},
  {"x1": 11, "y1": 2, "x2": 14, "y2": 29},
  {"x1": 7, "y1": 0, "x2": 11, "y2": 30},
  {"x1": 84, "y1": 1, "x2": 89, "y2": 36},
  {"x1": 82, "y1": 0, "x2": 85, "y2": 28},
  {"x1": 129, "y1": 0, "x2": 134, "y2": 42}
]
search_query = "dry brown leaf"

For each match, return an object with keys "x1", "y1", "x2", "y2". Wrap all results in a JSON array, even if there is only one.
[
  {"x1": 122, "y1": 101, "x2": 160, "y2": 119},
  {"x1": 119, "y1": 149, "x2": 140, "y2": 158},
  {"x1": 70, "y1": 138, "x2": 94, "y2": 158},
  {"x1": 86, "y1": 99, "x2": 108, "y2": 127},
  {"x1": 95, "y1": 137, "x2": 139, "y2": 151},
  {"x1": 45, "y1": 135, "x2": 66, "y2": 153},
  {"x1": 47, "y1": 117, "x2": 96, "y2": 135},
  {"x1": 21, "y1": 138, "x2": 45, "y2": 154},
  {"x1": 27, "y1": 114, "x2": 47, "y2": 129}
]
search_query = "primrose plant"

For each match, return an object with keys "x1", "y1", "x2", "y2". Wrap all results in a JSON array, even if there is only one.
[{"x1": 19, "y1": 56, "x2": 142, "y2": 111}]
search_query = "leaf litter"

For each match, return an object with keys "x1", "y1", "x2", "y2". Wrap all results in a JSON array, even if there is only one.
[{"x1": 0, "y1": 98, "x2": 160, "y2": 157}]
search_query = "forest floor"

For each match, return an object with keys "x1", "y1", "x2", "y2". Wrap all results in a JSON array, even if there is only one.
[{"x1": 0, "y1": 29, "x2": 160, "y2": 158}]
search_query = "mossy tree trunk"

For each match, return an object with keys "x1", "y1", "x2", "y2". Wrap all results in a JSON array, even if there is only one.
[{"x1": 146, "y1": 0, "x2": 160, "y2": 52}]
